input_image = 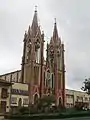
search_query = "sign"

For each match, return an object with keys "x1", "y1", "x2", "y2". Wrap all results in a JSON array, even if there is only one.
[{"x1": 11, "y1": 89, "x2": 28, "y2": 95}]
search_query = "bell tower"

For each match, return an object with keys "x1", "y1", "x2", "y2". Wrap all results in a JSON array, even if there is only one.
[
  {"x1": 46, "y1": 19, "x2": 65, "y2": 106},
  {"x1": 21, "y1": 7, "x2": 44, "y2": 103}
]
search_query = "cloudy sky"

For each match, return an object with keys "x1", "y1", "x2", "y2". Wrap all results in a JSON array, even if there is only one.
[{"x1": 0, "y1": 0, "x2": 90, "y2": 90}]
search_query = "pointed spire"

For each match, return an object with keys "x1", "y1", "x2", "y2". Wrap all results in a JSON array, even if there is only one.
[
  {"x1": 23, "y1": 31, "x2": 27, "y2": 42},
  {"x1": 50, "y1": 37, "x2": 53, "y2": 45},
  {"x1": 58, "y1": 37, "x2": 61, "y2": 45},
  {"x1": 52, "y1": 18, "x2": 58, "y2": 42},
  {"x1": 28, "y1": 25, "x2": 31, "y2": 35},
  {"x1": 31, "y1": 6, "x2": 38, "y2": 37},
  {"x1": 24, "y1": 30, "x2": 27, "y2": 37}
]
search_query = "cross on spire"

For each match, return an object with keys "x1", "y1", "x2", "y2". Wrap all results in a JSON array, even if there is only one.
[{"x1": 35, "y1": 5, "x2": 37, "y2": 12}]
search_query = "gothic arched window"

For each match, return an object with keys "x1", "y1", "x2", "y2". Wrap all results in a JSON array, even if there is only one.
[
  {"x1": 26, "y1": 39, "x2": 32, "y2": 61},
  {"x1": 35, "y1": 39, "x2": 40, "y2": 63},
  {"x1": 35, "y1": 39, "x2": 40, "y2": 51}
]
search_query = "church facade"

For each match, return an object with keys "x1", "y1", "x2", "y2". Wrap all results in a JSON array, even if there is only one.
[{"x1": 0, "y1": 8, "x2": 65, "y2": 107}]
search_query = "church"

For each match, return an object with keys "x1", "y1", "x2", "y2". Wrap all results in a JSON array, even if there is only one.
[{"x1": 0, "y1": 8, "x2": 65, "y2": 107}]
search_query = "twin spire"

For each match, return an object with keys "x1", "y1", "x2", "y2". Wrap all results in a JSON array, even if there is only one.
[{"x1": 27, "y1": 6, "x2": 59, "y2": 42}]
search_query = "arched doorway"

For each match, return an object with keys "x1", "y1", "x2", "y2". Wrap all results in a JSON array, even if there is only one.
[
  {"x1": 34, "y1": 94, "x2": 38, "y2": 104},
  {"x1": 18, "y1": 98, "x2": 22, "y2": 107},
  {"x1": 59, "y1": 97, "x2": 62, "y2": 107}
]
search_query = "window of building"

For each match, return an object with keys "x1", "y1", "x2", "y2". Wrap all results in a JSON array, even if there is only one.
[
  {"x1": 23, "y1": 98, "x2": 29, "y2": 105},
  {"x1": 85, "y1": 97, "x2": 88, "y2": 101},
  {"x1": 67, "y1": 95, "x2": 73, "y2": 99},
  {"x1": 12, "y1": 77, "x2": 16, "y2": 82},
  {"x1": 68, "y1": 95, "x2": 70, "y2": 98},
  {"x1": 71, "y1": 104, "x2": 73, "y2": 107},
  {"x1": 77, "y1": 96, "x2": 79, "y2": 101},
  {"x1": 11, "y1": 97, "x2": 17, "y2": 104},
  {"x1": 80, "y1": 97, "x2": 83, "y2": 100},
  {"x1": 66, "y1": 94, "x2": 71, "y2": 99},
  {"x1": 1, "y1": 88, "x2": 8, "y2": 99},
  {"x1": 70, "y1": 95, "x2": 73, "y2": 98}
]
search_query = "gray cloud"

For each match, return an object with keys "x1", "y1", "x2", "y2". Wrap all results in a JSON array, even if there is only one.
[{"x1": 0, "y1": 0, "x2": 90, "y2": 90}]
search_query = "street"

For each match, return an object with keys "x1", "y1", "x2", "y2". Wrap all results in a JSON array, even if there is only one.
[
  {"x1": 61, "y1": 117, "x2": 90, "y2": 120},
  {"x1": 44, "y1": 117, "x2": 90, "y2": 120},
  {"x1": 0, "y1": 116, "x2": 90, "y2": 120}
]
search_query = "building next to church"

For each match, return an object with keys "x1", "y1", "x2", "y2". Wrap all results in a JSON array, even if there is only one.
[
  {"x1": 66, "y1": 89, "x2": 90, "y2": 109},
  {"x1": 0, "y1": 77, "x2": 28, "y2": 113},
  {"x1": 0, "y1": 8, "x2": 65, "y2": 107},
  {"x1": 10, "y1": 83, "x2": 28, "y2": 110},
  {"x1": 0, "y1": 79, "x2": 12, "y2": 113}
]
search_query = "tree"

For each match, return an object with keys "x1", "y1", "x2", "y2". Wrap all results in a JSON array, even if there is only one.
[
  {"x1": 81, "y1": 78, "x2": 90, "y2": 94},
  {"x1": 37, "y1": 95, "x2": 56, "y2": 112}
]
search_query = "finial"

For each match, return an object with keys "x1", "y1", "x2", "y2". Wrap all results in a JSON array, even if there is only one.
[
  {"x1": 47, "y1": 41, "x2": 48, "y2": 44},
  {"x1": 29, "y1": 25, "x2": 30, "y2": 29},
  {"x1": 24, "y1": 31, "x2": 27, "y2": 37},
  {"x1": 28, "y1": 25, "x2": 30, "y2": 31},
  {"x1": 62, "y1": 40, "x2": 64, "y2": 44},
  {"x1": 54, "y1": 18, "x2": 56, "y2": 24},
  {"x1": 42, "y1": 30, "x2": 44, "y2": 34},
  {"x1": 23, "y1": 31, "x2": 27, "y2": 41},
  {"x1": 35, "y1": 5, "x2": 37, "y2": 12},
  {"x1": 25, "y1": 30, "x2": 27, "y2": 35}
]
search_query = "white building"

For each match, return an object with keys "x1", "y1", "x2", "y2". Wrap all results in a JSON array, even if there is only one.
[{"x1": 66, "y1": 89, "x2": 90, "y2": 108}]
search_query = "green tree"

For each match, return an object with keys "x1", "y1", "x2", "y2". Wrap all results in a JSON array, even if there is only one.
[
  {"x1": 81, "y1": 78, "x2": 90, "y2": 94},
  {"x1": 37, "y1": 95, "x2": 56, "y2": 112}
]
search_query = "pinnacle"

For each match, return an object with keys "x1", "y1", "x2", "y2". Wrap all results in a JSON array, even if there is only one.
[
  {"x1": 53, "y1": 18, "x2": 58, "y2": 41},
  {"x1": 31, "y1": 6, "x2": 38, "y2": 37}
]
